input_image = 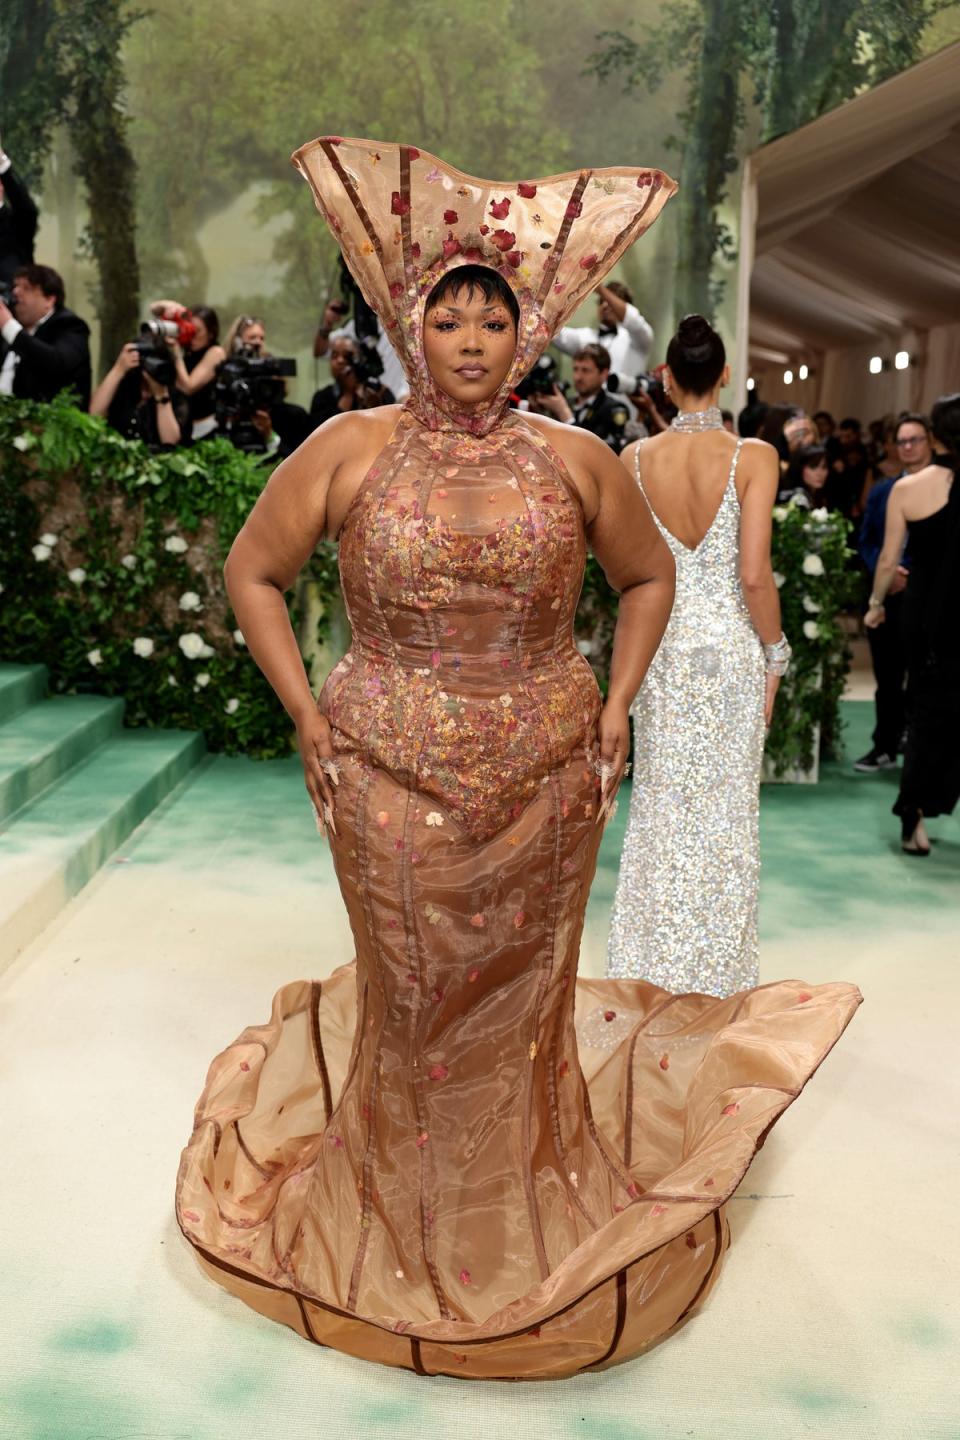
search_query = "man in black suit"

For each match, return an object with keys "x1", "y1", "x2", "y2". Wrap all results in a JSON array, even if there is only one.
[
  {"x1": 0, "y1": 138, "x2": 39, "y2": 289},
  {"x1": 0, "y1": 264, "x2": 91, "y2": 409},
  {"x1": 527, "y1": 341, "x2": 629, "y2": 453}
]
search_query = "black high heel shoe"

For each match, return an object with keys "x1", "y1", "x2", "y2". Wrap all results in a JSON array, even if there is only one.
[{"x1": 900, "y1": 808, "x2": 931, "y2": 857}]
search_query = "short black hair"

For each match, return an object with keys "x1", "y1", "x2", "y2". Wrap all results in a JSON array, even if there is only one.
[
  {"x1": 425, "y1": 264, "x2": 519, "y2": 330},
  {"x1": 666, "y1": 313, "x2": 725, "y2": 396},
  {"x1": 574, "y1": 342, "x2": 611, "y2": 372},
  {"x1": 895, "y1": 411, "x2": 930, "y2": 439},
  {"x1": 604, "y1": 280, "x2": 633, "y2": 306},
  {"x1": 813, "y1": 410, "x2": 834, "y2": 424},
  {"x1": 785, "y1": 443, "x2": 828, "y2": 487},
  {"x1": 15, "y1": 263, "x2": 65, "y2": 308},
  {"x1": 839, "y1": 416, "x2": 861, "y2": 432}
]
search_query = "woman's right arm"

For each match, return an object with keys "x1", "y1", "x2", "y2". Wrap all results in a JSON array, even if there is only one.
[
  {"x1": 224, "y1": 414, "x2": 357, "y2": 822},
  {"x1": 738, "y1": 439, "x2": 786, "y2": 723}
]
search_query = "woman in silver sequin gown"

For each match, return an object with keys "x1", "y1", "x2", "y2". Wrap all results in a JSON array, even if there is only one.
[{"x1": 607, "y1": 316, "x2": 787, "y2": 996}]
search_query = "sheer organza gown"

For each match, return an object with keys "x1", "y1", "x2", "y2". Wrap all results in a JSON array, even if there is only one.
[{"x1": 176, "y1": 137, "x2": 861, "y2": 1380}]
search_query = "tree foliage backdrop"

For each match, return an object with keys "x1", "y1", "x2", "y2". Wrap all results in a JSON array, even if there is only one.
[{"x1": 4, "y1": 0, "x2": 958, "y2": 376}]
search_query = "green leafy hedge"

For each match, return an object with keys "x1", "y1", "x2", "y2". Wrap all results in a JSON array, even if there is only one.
[
  {"x1": 766, "y1": 499, "x2": 854, "y2": 776},
  {"x1": 1, "y1": 398, "x2": 851, "y2": 774},
  {"x1": 0, "y1": 394, "x2": 338, "y2": 758}
]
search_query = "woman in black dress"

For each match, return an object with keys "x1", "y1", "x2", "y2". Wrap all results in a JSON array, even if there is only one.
[{"x1": 866, "y1": 393, "x2": 960, "y2": 854}]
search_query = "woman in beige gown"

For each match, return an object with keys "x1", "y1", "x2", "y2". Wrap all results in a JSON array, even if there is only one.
[{"x1": 175, "y1": 137, "x2": 861, "y2": 1380}]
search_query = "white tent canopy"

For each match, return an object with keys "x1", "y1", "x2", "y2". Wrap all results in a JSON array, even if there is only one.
[{"x1": 735, "y1": 43, "x2": 960, "y2": 423}]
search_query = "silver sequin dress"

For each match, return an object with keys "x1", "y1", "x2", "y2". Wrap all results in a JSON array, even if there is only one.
[{"x1": 607, "y1": 437, "x2": 765, "y2": 996}]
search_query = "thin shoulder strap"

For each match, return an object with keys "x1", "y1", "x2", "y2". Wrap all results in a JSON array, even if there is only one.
[
  {"x1": 633, "y1": 438, "x2": 649, "y2": 500},
  {"x1": 728, "y1": 436, "x2": 745, "y2": 487}
]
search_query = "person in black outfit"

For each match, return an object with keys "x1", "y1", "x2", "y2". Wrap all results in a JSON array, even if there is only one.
[
  {"x1": 854, "y1": 413, "x2": 933, "y2": 772},
  {"x1": 309, "y1": 335, "x2": 395, "y2": 429},
  {"x1": 0, "y1": 140, "x2": 39, "y2": 289},
  {"x1": 0, "y1": 263, "x2": 91, "y2": 408},
  {"x1": 865, "y1": 394, "x2": 960, "y2": 856},
  {"x1": 89, "y1": 341, "x2": 190, "y2": 449},
  {"x1": 527, "y1": 342, "x2": 628, "y2": 452}
]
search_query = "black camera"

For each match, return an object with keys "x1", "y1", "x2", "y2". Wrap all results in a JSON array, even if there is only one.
[
  {"x1": 214, "y1": 348, "x2": 298, "y2": 452},
  {"x1": 346, "y1": 336, "x2": 385, "y2": 388},
  {"x1": 515, "y1": 353, "x2": 567, "y2": 400},
  {"x1": 131, "y1": 321, "x2": 177, "y2": 386}
]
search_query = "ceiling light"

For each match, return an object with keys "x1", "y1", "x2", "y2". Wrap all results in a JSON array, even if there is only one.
[
  {"x1": 783, "y1": 369, "x2": 793, "y2": 385},
  {"x1": 798, "y1": 364, "x2": 809, "y2": 380},
  {"x1": 895, "y1": 350, "x2": 909, "y2": 370},
  {"x1": 869, "y1": 356, "x2": 883, "y2": 375},
  {"x1": 746, "y1": 377, "x2": 755, "y2": 391}
]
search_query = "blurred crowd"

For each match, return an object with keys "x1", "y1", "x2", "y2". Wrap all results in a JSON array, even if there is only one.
[{"x1": 3, "y1": 132, "x2": 957, "y2": 827}]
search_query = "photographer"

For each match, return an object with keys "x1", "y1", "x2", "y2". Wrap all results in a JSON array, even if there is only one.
[
  {"x1": 0, "y1": 264, "x2": 91, "y2": 408},
  {"x1": 309, "y1": 335, "x2": 395, "y2": 429},
  {"x1": 0, "y1": 136, "x2": 39, "y2": 289},
  {"x1": 553, "y1": 280, "x2": 653, "y2": 383},
  {"x1": 149, "y1": 300, "x2": 225, "y2": 440},
  {"x1": 313, "y1": 259, "x2": 409, "y2": 401},
  {"x1": 223, "y1": 313, "x2": 310, "y2": 458},
  {"x1": 527, "y1": 342, "x2": 628, "y2": 453},
  {"x1": 89, "y1": 338, "x2": 189, "y2": 449}
]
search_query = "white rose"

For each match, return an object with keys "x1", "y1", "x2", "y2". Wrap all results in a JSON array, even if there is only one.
[
  {"x1": 121, "y1": 554, "x2": 137, "y2": 570},
  {"x1": 802, "y1": 596, "x2": 821, "y2": 614},
  {"x1": 178, "y1": 590, "x2": 202, "y2": 612},
  {"x1": 772, "y1": 506, "x2": 788, "y2": 522},
  {"x1": 802, "y1": 620, "x2": 820, "y2": 640},
  {"x1": 178, "y1": 632, "x2": 213, "y2": 660},
  {"x1": 195, "y1": 672, "x2": 211, "y2": 688},
  {"x1": 40, "y1": 532, "x2": 59, "y2": 547},
  {"x1": 68, "y1": 567, "x2": 86, "y2": 585},
  {"x1": 233, "y1": 629, "x2": 246, "y2": 647},
  {"x1": 811, "y1": 507, "x2": 829, "y2": 522},
  {"x1": 13, "y1": 434, "x2": 35, "y2": 452},
  {"x1": 167, "y1": 674, "x2": 179, "y2": 687},
  {"x1": 164, "y1": 535, "x2": 188, "y2": 554},
  {"x1": 87, "y1": 648, "x2": 103, "y2": 667},
  {"x1": 773, "y1": 572, "x2": 785, "y2": 589},
  {"x1": 802, "y1": 553, "x2": 825, "y2": 576},
  {"x1": 224, "y1": 697, "x2": 240, "y2": 715},
  {"x1": 32, "y1": 543, "x2": 52, "y2": 562},
  {"x1": 133, "y1": 637, "x2": 155, "y2": 658}
]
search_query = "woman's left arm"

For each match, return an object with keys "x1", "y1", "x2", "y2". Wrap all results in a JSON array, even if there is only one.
[{"x1": 865, "y1": 486, "x2": 908, "y2": 628}]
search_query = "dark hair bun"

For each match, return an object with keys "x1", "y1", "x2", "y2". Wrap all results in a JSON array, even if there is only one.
[
  {"x1": 666, "y1": 313, "x2": 726, "y2": 397},
  {"x1": 676, "y1": 313, "x2": 718, "y2": 358}
]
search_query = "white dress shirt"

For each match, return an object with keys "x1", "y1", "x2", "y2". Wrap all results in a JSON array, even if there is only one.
[
  {"x1": 553, "y1": 302, "x2": 654, "y2": 381},
  {"x1": 0, "y1": 306, "x2": 53, "y2": 395}
]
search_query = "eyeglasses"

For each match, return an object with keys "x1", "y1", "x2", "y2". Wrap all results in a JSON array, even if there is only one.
[{"x1": 897, "y1": 436, "x2": 925, "y2": 446}]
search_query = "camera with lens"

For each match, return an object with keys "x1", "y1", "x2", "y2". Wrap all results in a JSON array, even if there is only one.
[
  {"x1": 347, "y1": 336, "x2": 385, "y2": 388},
  {"x1": 0, "y1": 281, "x2": 13, "y2": 309},
  {"x1": 214, "y1": 347, "x2": 298, "y2": 452},
  {"x1": 130, "y1": 320, "x2": 177, "y2": 387},
  {"x1": 515, "y1": 353, "x2": 567, "y2": 400}
]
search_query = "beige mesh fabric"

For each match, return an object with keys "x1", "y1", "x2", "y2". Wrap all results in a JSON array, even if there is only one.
[{"x1": 291, "y1": 136, "x2": 676, "y2": 433}]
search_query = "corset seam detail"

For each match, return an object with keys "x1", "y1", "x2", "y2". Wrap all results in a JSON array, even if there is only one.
[
  {"x1": 346, "y1": 763, "x2": 383, "y2": 1312},
  {"x1": 400, "y1": 762, "x2": 454, "y2": 1320}
]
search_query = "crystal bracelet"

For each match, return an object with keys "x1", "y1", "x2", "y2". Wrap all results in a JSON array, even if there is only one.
[{"x1": 764, "y1": 633, "x2": 792, "y2": 676}]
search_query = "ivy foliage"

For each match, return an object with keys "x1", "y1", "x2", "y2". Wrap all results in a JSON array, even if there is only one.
[
  {"x1": 0, "y1": 395, "x2": 338, "y2": 759},
  {"x1": 766, "y1": 499, "x2": 855, "y2": 775},
  {"x1": 587, "y1": 0, "x2": 957, "y2": 318},
  {"x1": 0, "y1": 0, "x2": 141, "y2": 367}
]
